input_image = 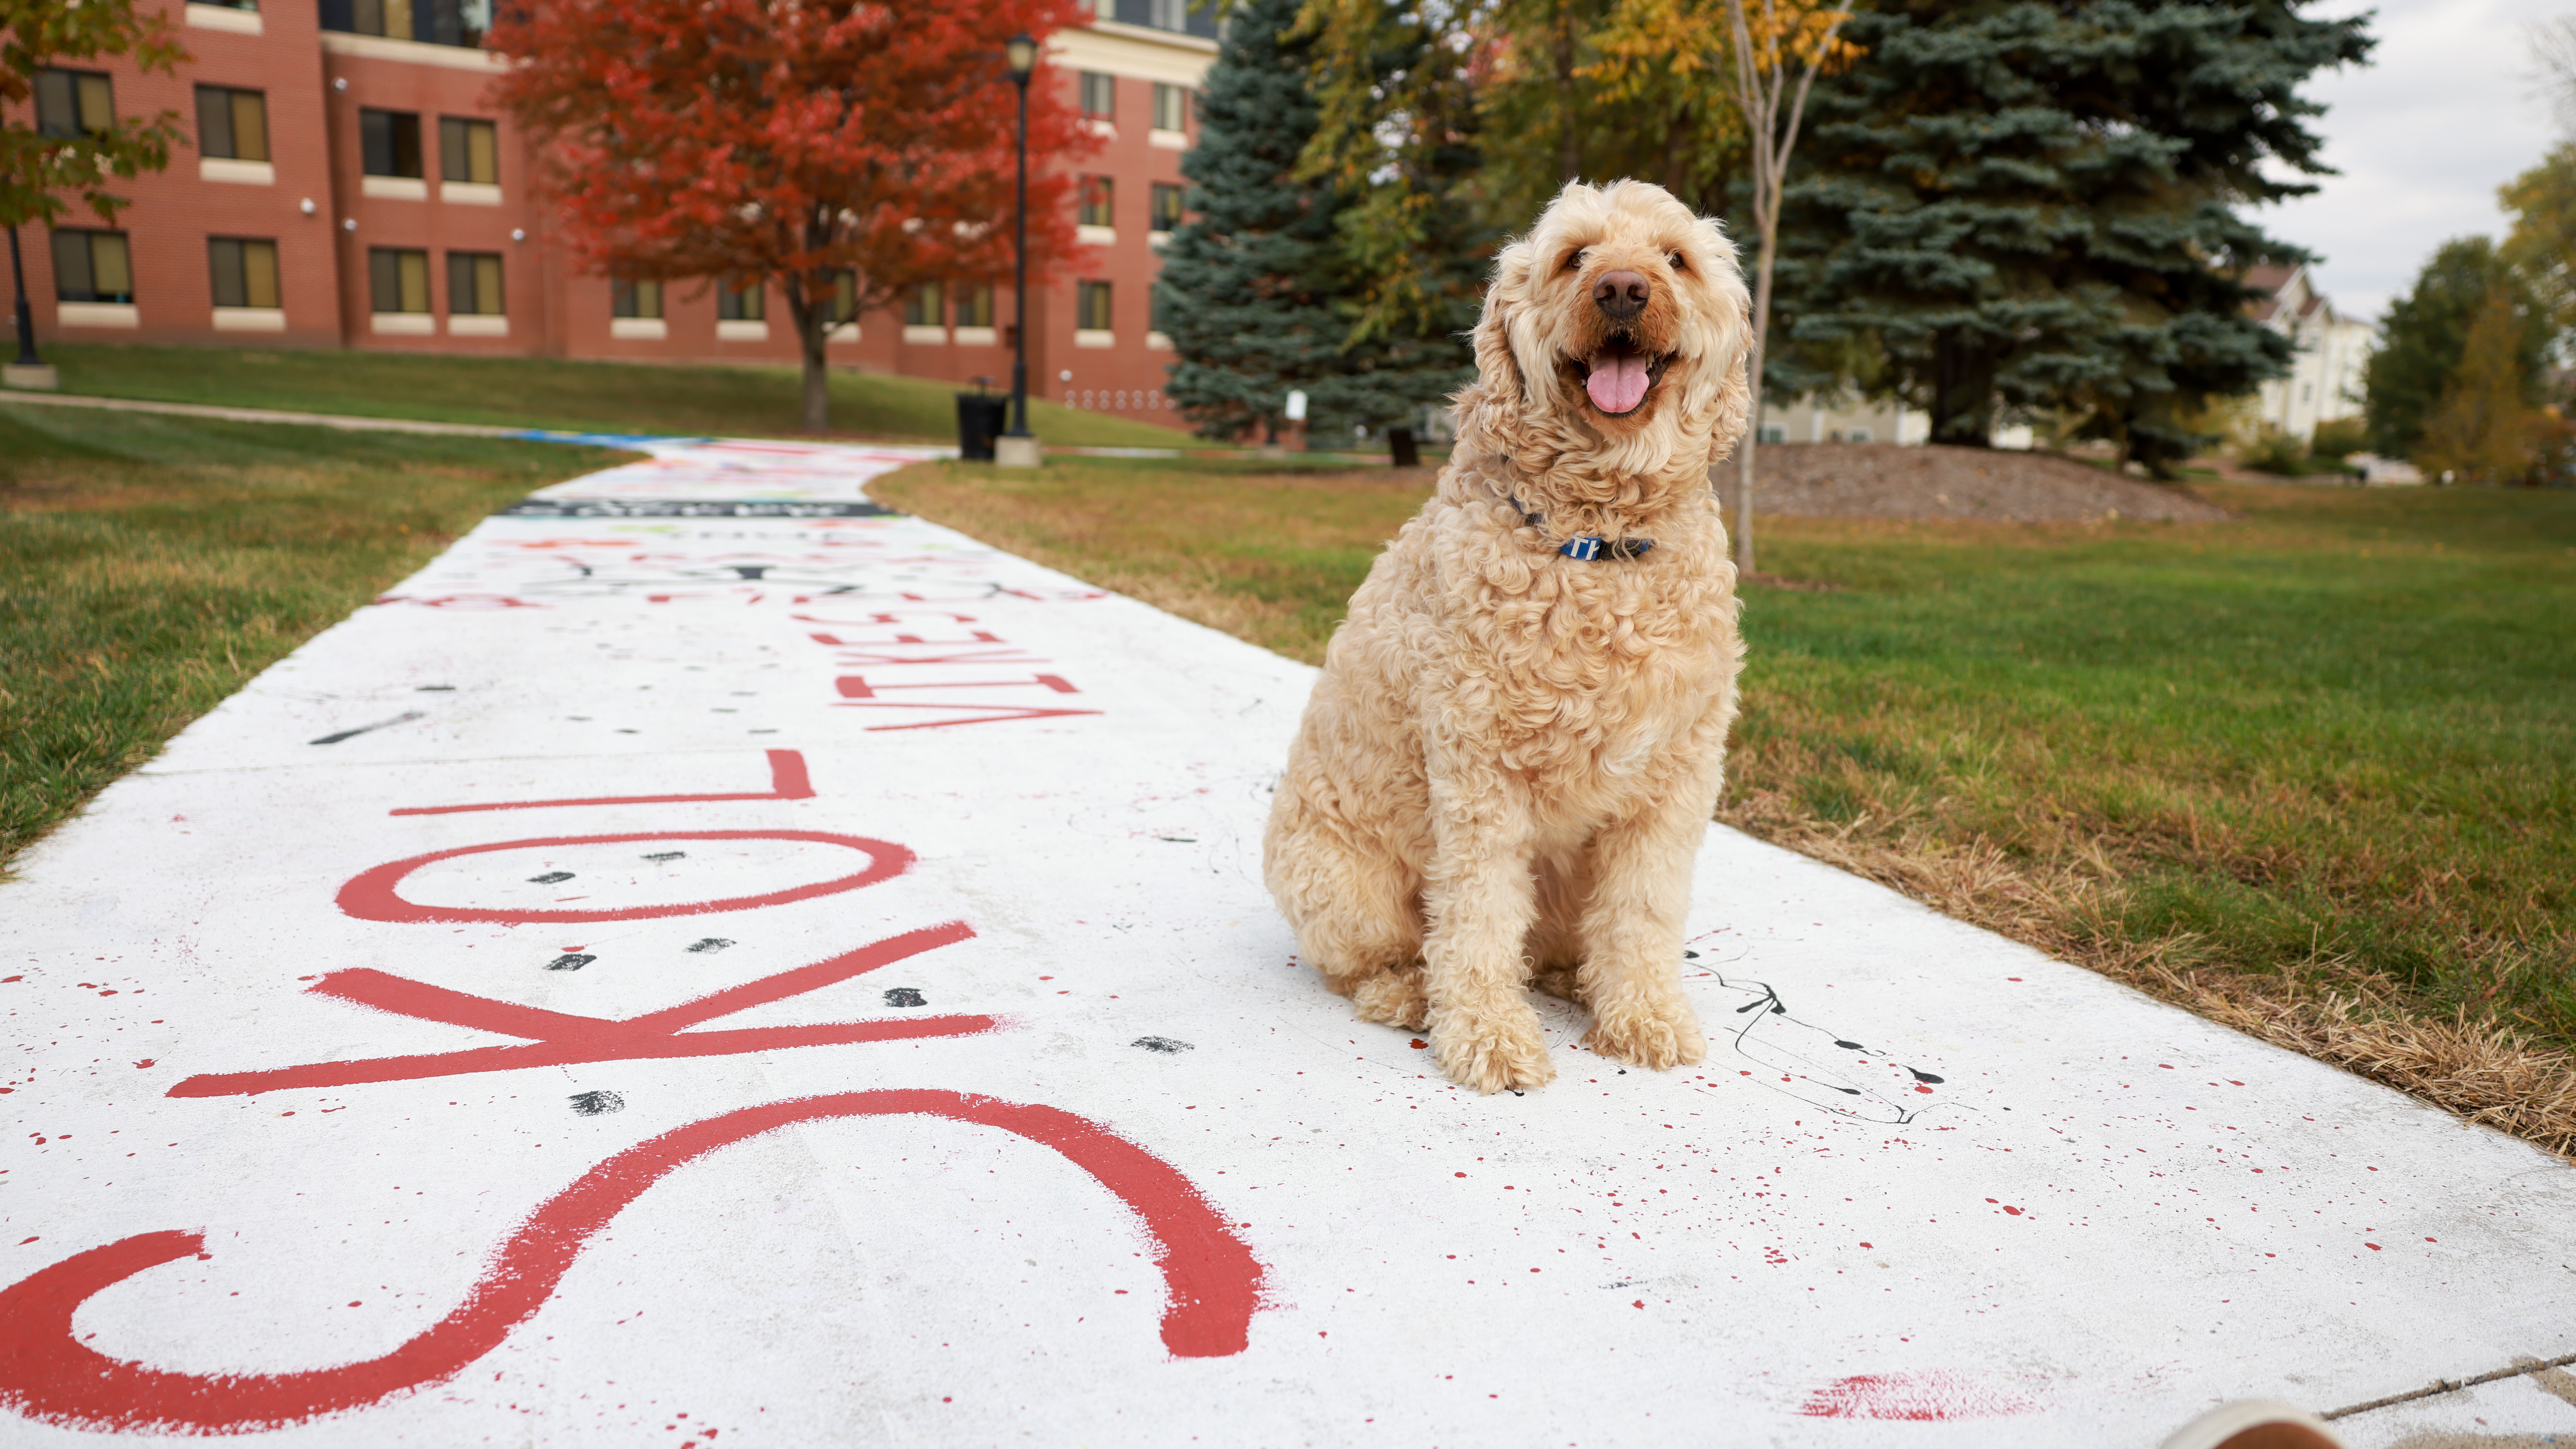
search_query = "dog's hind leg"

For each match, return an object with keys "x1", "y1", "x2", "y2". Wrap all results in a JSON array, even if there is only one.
[
  {"x1": 1265, "y1": 783, "x2": 1429, "y2": 1030},
  {"x1": 1574, "y1": 786, "x2": 1715, "y2": 1072}
]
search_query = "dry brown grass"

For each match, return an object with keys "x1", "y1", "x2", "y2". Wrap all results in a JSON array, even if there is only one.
[{"x1": 1722, "y1": 780, "x2": 2576, "y2": 1158}]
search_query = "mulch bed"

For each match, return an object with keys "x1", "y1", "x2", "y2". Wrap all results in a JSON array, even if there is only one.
[{"x1": 1744, "y1": 442, "x2": 2230, "y2": 523}]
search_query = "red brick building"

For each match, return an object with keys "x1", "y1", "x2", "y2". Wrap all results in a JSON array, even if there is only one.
[{"x1": 6, "y1": 0, "x2": 1217, "y2": 426}]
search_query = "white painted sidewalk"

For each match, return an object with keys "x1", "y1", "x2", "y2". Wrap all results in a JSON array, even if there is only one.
[{"x1": 4, "y1": 438, "x2": 2570, "y2": 1447}]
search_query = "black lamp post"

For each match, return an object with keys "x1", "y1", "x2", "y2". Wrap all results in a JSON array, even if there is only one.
[
  {"x1": 1002, "y1": 32, "x2": 1037, "y2": 448},
  {"x1": 8, "y1": 225, "x2": 43, "y2": 373}
]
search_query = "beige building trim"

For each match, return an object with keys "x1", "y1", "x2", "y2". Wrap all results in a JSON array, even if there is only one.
[
  {"x1": 212, "y1": 307, "x2": 288, "y2": 332},
  {"x1": 200, "y1": 158, "x2": 275, "y2": 186},
  {"x1": 321, "y1": 31, "x2": 508, "y2": 73},
  {"x1": 1050, "y1": 22, "x2": 1217, "y2": 86},
  {"x1": 185, "y1": 4, "x2": 263, "y2": 33}
]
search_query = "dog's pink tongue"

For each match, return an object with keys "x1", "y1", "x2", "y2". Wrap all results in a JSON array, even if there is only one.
[{"x1": 1587, "y1": 349, "x2": 1650, "y2": 413}]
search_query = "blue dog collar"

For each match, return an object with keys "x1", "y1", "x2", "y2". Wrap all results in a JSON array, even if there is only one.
[{"x1": 1508, "y1": 493, "x2": 1652, "y2": 562}]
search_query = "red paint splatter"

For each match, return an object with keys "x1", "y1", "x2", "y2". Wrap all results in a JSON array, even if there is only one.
[
  {"x1": 1798, "y1": 1372, "x2": 2041, "y2": 1420},
  {"x1": 0, "y1": 1091, "x2": 1261, "y2": 1435},
  {"x1": 2365, "y1": 1243, "x2": 2381, "y2": 1251}
]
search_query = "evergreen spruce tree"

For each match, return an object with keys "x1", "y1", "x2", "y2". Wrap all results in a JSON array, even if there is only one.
[
  {"x1": 1768, "y1": 0, "x2": 2371, "y2": 475},
  {"x1": 1157, "y1": 0, "x2": 1474, "y2": 449},
  {"x1": 2364, "y1": 237, "x2": 2545, "y2": 461}
]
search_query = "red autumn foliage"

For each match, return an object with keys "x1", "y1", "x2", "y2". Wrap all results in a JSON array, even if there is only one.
[{"x1": 485, "y1": 0, "x2": 1096, "y2": 430}]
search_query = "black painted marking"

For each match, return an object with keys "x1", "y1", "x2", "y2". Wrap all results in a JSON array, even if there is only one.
[
  {"x1": 501, "y1": 499, "x2": 897, "y2": 519},
  {"x1": 415, "y1": 685, "x2": 454, "y2": 692},
  {"x1": 881, "y1": 987, "x2": 926, "y2": 1008},
  {"x1": 545, "y1": 953, "x2": 596, "y2": 972},
  {"x1": 1683, "y1": 950, "x2": 1699, "y2": 959},
  {"x1": 309, "y1": 710, "x2": 425, "y2": 746},
  {"x1": 528, "y1": 871, "x2": 575, "y2": 885},
  {"x1": 641, "y1": 851, "x2": 686, "y2": 862},
  {"x1": 1133, "y1": 1036, "x2": 1193, "y2": 1054},
  {"x1": 1834, "y1": 1040, "x2": 1866, "y2": 1050},
  {"x1": 730, "y1": 565, "x2": 772, "y2": 580},
  {"x1": 1910, "y1": 1069, "x2": 1945, "y2": 1085},
  {"x1": 568, "y1": 1090, "x2": 624, "y2": 1115},
  {"x1": 686, "y1": 938, "x2": 734, "y2": 953},
  {"x1": 1156, "y1": 836, "x2": 1198, "y2": 843}
]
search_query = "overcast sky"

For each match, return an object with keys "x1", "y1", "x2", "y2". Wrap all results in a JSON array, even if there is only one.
[{"x1": 2259, "y1": 0, "x2": 2569, "y2": 321}]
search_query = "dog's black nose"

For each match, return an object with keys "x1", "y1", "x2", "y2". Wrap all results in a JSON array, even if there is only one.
[{"x1": 1593, "y1": 269, "x2": 1650, "y2": 321}]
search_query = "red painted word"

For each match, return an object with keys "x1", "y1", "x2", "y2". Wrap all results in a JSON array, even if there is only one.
[
  {"x1": 337, "y1": 828, "x2": 909, "y2": 925},
  {"x1": 165, "y1": 922, "x2": 989, "y2": 1097},
  {"x1": 0, "y1": 1091, "x2": 1264, "y2": 1435}
]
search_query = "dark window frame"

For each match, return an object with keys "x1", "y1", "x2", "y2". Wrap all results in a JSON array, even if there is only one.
[
  {"x1": 196, "y1": 85, "x2": 270, "y2": 162},
  {"x1": 208, "y1": 236, "x2": 281, "y2": 310},
  {"x1": 51, "y1": 228, "x2": 134, "y2": 304},
  {"x1": 359, "y1": 109, "x2": 425, "y2": 178},
  {"x1": 36, "y1": 69, "x2": 114, "y2": 139},
  {"x1": 437, "y1": 116, "x2": 498, "y2": 184}
]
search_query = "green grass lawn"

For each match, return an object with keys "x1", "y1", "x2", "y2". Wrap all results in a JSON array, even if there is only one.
[
  {"x1": 31, "y1": 342, "x2": 1200, "y2": 449},
  {"x1": 879, "y1": 459, "x2": 2576, "y2": 1140},
  {"x1": 0, "y1": 400, "x2": 630, "y2": 867}
]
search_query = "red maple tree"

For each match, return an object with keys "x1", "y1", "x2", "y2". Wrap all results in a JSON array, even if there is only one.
[{"x1": 487, "y1": 0, "x2": 1093, "y2": 431}]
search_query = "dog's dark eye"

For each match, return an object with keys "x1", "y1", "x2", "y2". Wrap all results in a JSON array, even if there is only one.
[
  {"x1": 1565, "y1": 248, "x2": 1586, "y2": 272},
  {"x1": 1668, "y1": 251, "x2": 1687, "y2": 271}
]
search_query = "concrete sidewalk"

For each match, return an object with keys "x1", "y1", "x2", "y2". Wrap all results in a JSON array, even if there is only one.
[{"x1": 3, "y1": 437, "x2": 2570, "y2": 1447}]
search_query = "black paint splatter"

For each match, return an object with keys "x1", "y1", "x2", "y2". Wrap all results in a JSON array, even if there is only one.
[
  {"x1": 882, "y1": 987, "x2": 926, "y2": 1008},
  {"x1": 730, "y1": 565, "x2": 772, "y2": 580},
  {"x1": 568, "y1": 1091, "x2": 624, "y2": 1115},
  {"x1": 1134, "y1": 1037, "x2": 1193, "y2": 1054},
  {"x1": 309, "y1": 710, "x2": 425, "y2": 746},
  {"x1": 686, "y1": 938, "x2": 734, "y2": 953},
  {"x1": 546, "y1": 954, "x2": 596, "y2": 972},
  {"x1": 641, "y1": 851, "x2": 686, "y2": 862},
  {"x1": 528, "y1": 871, "x2": 575, "y2": 885}
]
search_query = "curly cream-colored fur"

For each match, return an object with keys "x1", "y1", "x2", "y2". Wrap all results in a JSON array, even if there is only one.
[{"x1": 1263, "y1": 180, "x2": 1754, "y2": 1094}]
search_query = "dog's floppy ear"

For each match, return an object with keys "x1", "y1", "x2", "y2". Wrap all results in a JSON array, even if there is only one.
[{"x1": 1452, "y1": 239, "x2": 1535, "y2": 454}]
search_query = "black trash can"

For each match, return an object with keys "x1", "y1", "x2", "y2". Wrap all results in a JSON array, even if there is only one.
[{"x1": 956, "y1": 393, "x2": 1011, "y2": 461}]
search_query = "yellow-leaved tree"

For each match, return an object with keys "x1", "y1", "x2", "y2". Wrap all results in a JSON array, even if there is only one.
[{"x1": 2418, "y1": 286, "x2": 2544, "y2": 483}]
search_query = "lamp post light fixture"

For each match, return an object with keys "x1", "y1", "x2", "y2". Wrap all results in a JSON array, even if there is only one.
[{"x1": 996, "y1": 31, "x2": 1042, "y2": 468}]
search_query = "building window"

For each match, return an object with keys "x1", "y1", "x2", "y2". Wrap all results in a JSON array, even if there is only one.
[
  {"x1": 36, "y1": 69, "x2": 114, "y2": 139},
  {"x1": 360, "y1": 110, "x2": 423, "y2": 177},
  {"x1": 195, "y1": 86, "x2": 269, "y2": 161},
  {"x1": 438, "y1": 117, "x2": 498, "y2": 184},
  {"x1": 1079, "y1": 71, "x2": 1114, "y2": 120},
  {"x1": 368, "y1": 247, "x2": 430, "y2": 313},
  {"x1": 1152, "y1": 82, "x2": 1187, "y2": 133},
  {"x1": 51, "y1": 230, "x2": 133, "y2": 303},
  {"x1": 823, "y1": 270, "x2": 858, "y2": 326},
  {"x1": 447, "y1": 252, "x2": 502, "y2": 315},
  {"x1": 903, "y1": 281, "x2": 945, "y2": 327},
  {"x1": 324, "y1": 0, "x2": 487, "y2": 46},
  {"x1": 1079, "y1": 176, "x2": 1113, "y2": 228},
  {"x1": 208, "y1": 237, "x2": 280, "y2": 309},
  {"x1": 955, "y1": 284, "x2": 994, "y2": 328},
  {"x1": 1077, "y1": 280, "x2": 1112, "y2": 331},
  {"x1": 1111, "y1": 0, "x2": 1217, "y2": 36},
  {"x1": 1150, "y1": 182, "x2": 1184, "y2": 233},
  {"x1": 718, "y1": 281, "x2": 764, "y2": 322},
  {"x1": 611, "y1": 279, "x2": 661, "y2": 319}
]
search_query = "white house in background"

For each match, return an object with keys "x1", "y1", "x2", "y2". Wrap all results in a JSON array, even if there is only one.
[
  {"x1": 2246, "y1": 263, "x2": 2372, "y2": 441},
  {"x1": 1753, "y1": 394, "x2": 1932, "y2": 446}
]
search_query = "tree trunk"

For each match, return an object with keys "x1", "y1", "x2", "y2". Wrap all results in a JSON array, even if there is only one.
[
  {"x1": 1389, "y1": 424, "x2": 1420, "y2": 468},
  {"x1": 785, "y1": 274, "x2": 830, "y2": 434},
  {"x1": 1556, "y1": 7, "x2": 1582, "y2": 182},
  {"x1": 1734, "y1": 219, "x2": 1777, "y2": 576}
]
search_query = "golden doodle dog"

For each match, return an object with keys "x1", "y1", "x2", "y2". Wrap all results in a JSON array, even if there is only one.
[{"x1": 1263, "y1": 179, "x2": 1753, "y2": 1095}]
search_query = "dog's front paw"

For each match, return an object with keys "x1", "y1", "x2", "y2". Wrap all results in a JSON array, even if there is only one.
[
  {"x1": 1431, "y1": 1006, "x2": 1557, "y2": 1094},
  {"x1": 1584, "y1": 992, "x2": 1708, "y2": 1071},
  {"x1": 1352, "y1": 968, "x2": 1430, "y2": 1032}
]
